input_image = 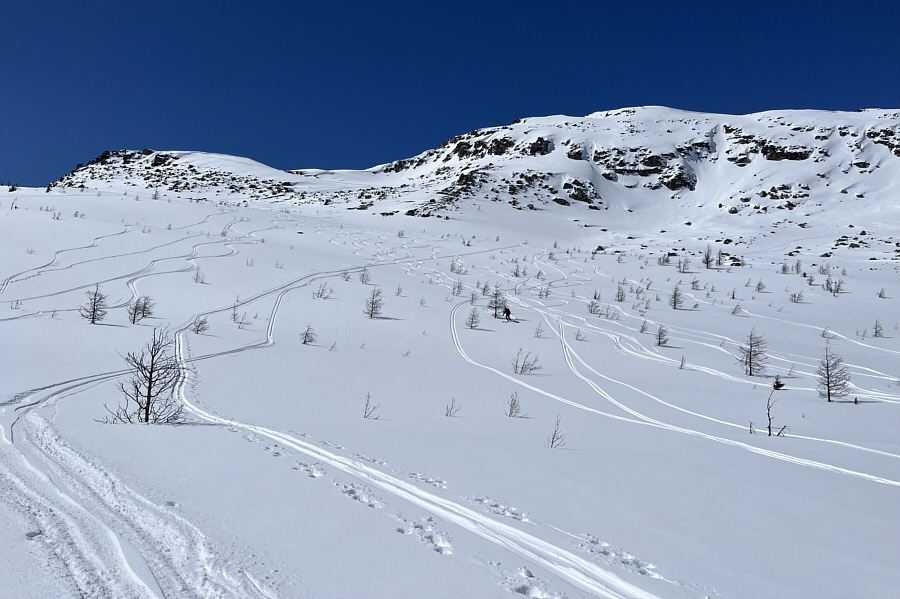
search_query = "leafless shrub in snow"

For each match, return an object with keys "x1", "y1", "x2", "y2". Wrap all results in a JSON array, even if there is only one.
[
  {"x1": 444, "y1": 397, "x2": 461, "y2": 417},
  {"x1": 190, "y1": 316, "x2": 209, "y2": 334},
  {"x1": 547, "y1": 415, "x2": 566, "y2": 448},
  {"x1": 363, "y1": 392, "x2": 381, "y2": 420},
  {"x1": 300, "y1": 324, "x2": 317, "y2": 345},
  {"x1": 511, "y1": 348, "x2": 542, "y2": 374},
  {"x1": 506, "y1": 391, "x2": 527, "y2": 418},
  {"x1": 312, "y1": 282, "x2": 333, "y2": 299}
]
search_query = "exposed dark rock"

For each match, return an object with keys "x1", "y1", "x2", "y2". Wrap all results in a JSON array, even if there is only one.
[
  {"x1": 761, "y1": 144, "x2": 812, "y2": 161},
  {"x1": 567, "y1": 145, "x2": 583, "y2": 160},
  {"x1": 489, "y1": 137, "x2": 515, "y2": 155},
  {"x1": 660, "y1": 165, "x2": 696, "y2": 191},
  {"x1": 152, "y1": 153, "x2": 175, "y2": 168},
  {"x1": 526, "y1": 137, "x2": 552, "y2": 156}
]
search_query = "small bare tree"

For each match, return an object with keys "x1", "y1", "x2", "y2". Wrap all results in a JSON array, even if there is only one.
[
  {"x1": 738, "y1": 327, "x2": 768, "y2": 376},
  {"x1": 766, "y1": 390, "x2": 777, "y2": 436},
  {"x1": 128, "y1": 295, "x2": 154, "y2": 324},
  {"x1": 80, "y1": 285, "x2": 108, "y2": 324},
  {"x1": 300, "y1": 324, "x2": 317, "y2": 345},
  {"x1": 312, "y1": 282, "x2": 333, "y2": 299},
  {"x1": 102, "y1": 328, "x2": 183, "y2": 424},
  {"x1": 190, "y1": 316, "x2": 209, "y2": 334},
  {"x1": 655, "y1": 324, "x2": 669, "y2": 347},
  {"x1": 506, "y1": 391, "x2": 527, "y2": 418},
  {"x1": 702, "y1": 244, "x2": 714, "y2": 269},
  {"x1": 444, "y1": 397, "x2": 461, "y2": 417},
  {"x1": 488, "y1": 284, "x2": 506, "y2": 318},
  {"x1": 358, "y1": 268, "x2": 371, "y2": 284},
  {"x1": 363, "y1": 392, "x2": 381, "y2": 419},
  {"x1": 465, "y1": 307, "x2": 480, "y2": 329},
  {"x1": 668, "y1": 284, "x2": 683, "y2": 310},
  {"x1": 547, "y1": 414, "x2": 566, "y2": 448},
  {"x1": 364, "y1": 287, "x2": 384, "y2": 318},
  {"x1": 816, "y1": 345, "x2": 851, "y2": 402},
  {"x1": 511, "y1": 348, "x2": 542, "y2": 374},
  {"x1": 574, "y1": 329, "x2": 587, "y2": 342}
]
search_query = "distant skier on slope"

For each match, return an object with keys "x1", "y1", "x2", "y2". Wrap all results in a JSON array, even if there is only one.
[{"x1": 504, "y1": 307, "x2": 512, "y2": 322}]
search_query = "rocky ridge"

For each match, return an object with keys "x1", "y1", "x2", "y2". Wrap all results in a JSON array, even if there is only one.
[{"x1": 51, "y1": 106, "x2": 899, "y2": 230}]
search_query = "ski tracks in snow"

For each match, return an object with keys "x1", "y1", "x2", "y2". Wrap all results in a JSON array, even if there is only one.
[
  {"x1": 448, "y1": 301, "x2": 900, "y2": 487},
  {"x1": 171, "y1": 300, "x2": 665, "y2": 599},
  {"x1": 1, "y1": 403, "x2": 279, "y2": 599}
]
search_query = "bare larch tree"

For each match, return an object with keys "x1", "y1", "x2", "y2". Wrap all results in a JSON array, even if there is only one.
[
  {"x1": 816, "y1": 344, "x2": 851, "y2": 402},
  {"x1": 738, "y1": 327, "x2": 769, "y2": 376},
  {"x1": 80, "y1": 285, "x2": 109, "y2": 324},
  {"x1": 668, "y1": 284, "x2": 683, "y2": 310},
  {"x1": 103, "y1": 328, "x2": 183, "y2": 423},
  {"x1": 364, "y1": 287, "x2": 383, "y2": 318}
]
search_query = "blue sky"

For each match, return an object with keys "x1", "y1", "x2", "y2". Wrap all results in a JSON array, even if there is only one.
[{"x1": 2, "y1": 0, "x2": 898, "y2": 186}]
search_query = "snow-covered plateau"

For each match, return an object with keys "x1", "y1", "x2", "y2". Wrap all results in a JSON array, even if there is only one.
[{"x1": 1, "y1": 106, "x2": 898, "y2": 598}]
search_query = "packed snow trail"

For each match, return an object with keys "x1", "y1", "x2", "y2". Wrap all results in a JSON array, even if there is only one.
[{"x1": 1, "y1": 392, "x2": 280, "y2": 598}]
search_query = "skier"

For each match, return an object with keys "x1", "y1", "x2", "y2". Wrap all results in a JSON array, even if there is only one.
[{"x1": 503, "y1": 307, "x2": 512, "y2": 322}]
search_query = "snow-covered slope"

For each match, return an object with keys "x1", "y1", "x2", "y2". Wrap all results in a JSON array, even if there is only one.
[{"x1": 2, "y1": 107, "x2": 899, "y2": 598}]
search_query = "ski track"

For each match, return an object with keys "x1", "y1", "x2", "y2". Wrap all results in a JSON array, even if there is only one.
[
  {"x1": 0, "y1": 226, "x2": 131, "y2": 294},
  {"x1": 166, "y1": 243, "x2": 662, "y2": 599},
  {"x1": 5, "y1": 214, "x2": 897, "y2": 598},
  {"x1": 5, "y1": 235, "x2": 580, "y2": 599},
  {"x1": 174, "y1": 347, "x2": 662, "y2": 599},
  {"x1": 1, "y1": 392, "x2": 278, "y2": 599},
  {"x1": 448, "y1": 302, "x2": 900, "y2": 487}
]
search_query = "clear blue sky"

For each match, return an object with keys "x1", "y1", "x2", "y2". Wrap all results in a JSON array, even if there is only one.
[{"x1": 2, "y1": 0, "x2": 898, "y2": 186}]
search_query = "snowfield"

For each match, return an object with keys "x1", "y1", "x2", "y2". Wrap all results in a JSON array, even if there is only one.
[{"x1": 1, "y1": 107, "x2": 899, "y2": 598}]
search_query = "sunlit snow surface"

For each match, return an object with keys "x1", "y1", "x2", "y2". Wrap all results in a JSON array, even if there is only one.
[{"x1": 1, "y1": 108, "x2": 898, "y2": 598}]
